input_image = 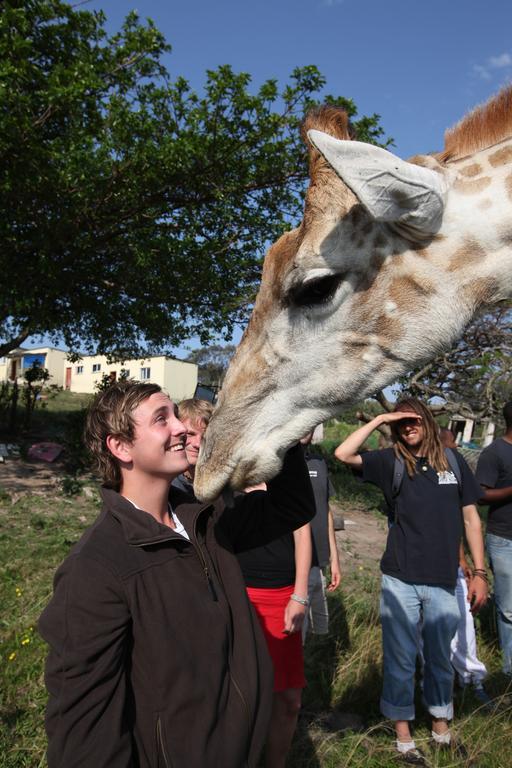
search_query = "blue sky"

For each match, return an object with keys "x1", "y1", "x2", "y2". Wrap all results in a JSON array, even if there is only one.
[
  {"x1": 30, "y1": 0, "x2": 512, "y2": 356},
  {"x1": 89, "y1": 0, "x2": 512, "y2": 158}
]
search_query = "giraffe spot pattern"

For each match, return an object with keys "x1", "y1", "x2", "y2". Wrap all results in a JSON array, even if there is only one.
[
  {"x1": 447, "y1": 239, "x2": 486, "y2": 272},
  {"x1": 506, "y1": 171, "x2": 512, "y2": 202},
  {"x1": 375, "y1": 313, "x2": 403, "y2": 342},
  {"x1": 459, "y1": 163, "x2": 483, "y2": 178},
  {"x1": 453, "y1": 176, "x2": 492, "y2": 194},
  {"x1": 389, "y1": 276, "x2": 435, "y2": 312},
  {"x1": 488, "y1": 146, "x2": 512, "y2": 168}
]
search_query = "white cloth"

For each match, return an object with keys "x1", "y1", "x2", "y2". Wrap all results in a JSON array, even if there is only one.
[
  {"x1": 450, "y1": 567, "x2": 487, "y2": 685},
  {"x1": 302, "y1": 566, "x2": 329, "y2": 641},
  {"x1": 170, "y1": 510, "x2": 189, "y2": 540}
]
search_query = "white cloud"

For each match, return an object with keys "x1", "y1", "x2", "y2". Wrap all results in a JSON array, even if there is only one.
[
  {"x1": 473, "y1": 51, "x2": 512, "y2": 81},
  {"x1": 489, "y1": 53, "x2": 512, "y2": 68}
]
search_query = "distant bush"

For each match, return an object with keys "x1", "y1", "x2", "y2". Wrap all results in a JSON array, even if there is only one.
[{"x1": 317, "y1": 437, "x2": 383, "y2": 512}]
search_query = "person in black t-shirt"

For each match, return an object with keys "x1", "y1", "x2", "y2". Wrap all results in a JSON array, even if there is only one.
[
  {"x1": 335, "y1": 398, "x2": 487, "y2": 766},
  {"x1": 300, "y1": 431, "x2": 341, "y2": 640},
  {"x1": 476, "y1": 400, "x2": 512, "y2": 677}
]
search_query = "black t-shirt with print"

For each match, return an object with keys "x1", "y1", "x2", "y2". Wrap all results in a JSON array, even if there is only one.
[
  {"x1": 361, "y1": 447, "x2": 480, "y2": 587},
  {"x1": 476, "y1": 438, "x2": 512, "y2": 540}
]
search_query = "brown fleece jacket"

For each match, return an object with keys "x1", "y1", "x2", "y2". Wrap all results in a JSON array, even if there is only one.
[{"x1": 39, "y1": 444, "x2": 314, "y2": 768}]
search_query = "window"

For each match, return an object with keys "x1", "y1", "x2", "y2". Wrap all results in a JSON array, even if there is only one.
[
  {"x1": 23, "y1": 353, "x2": 46, "y2": 369},
  {"x1": 76, "y1": 365, "x2": 83, "y2": 374},
  {"x1": 92, "y1": 363, "x2": 101, "y2": 372},
  {"x1": 140, "y1": 367, "x2": 151, "y2": 380}
]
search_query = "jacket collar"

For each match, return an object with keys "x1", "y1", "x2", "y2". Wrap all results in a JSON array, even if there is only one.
[{"x1": 100, "y1": 486, "x2": 215, "y2": 546}]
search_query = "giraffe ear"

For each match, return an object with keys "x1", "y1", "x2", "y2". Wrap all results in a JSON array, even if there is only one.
[{"x1": 307, "y1": 130, "x2": 447, "y2": 235}]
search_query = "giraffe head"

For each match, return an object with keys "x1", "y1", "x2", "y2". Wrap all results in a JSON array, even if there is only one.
[{"x1": 195, "y1": 88, "x2": 512, "y2": 501}]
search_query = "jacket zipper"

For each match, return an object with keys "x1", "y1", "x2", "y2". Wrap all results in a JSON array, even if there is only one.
[
  {"x1": 156, "y1": 716, "x2": 172, "y2": 768},
  {"x1": 193, "y1": 511, "x2": 219, "y2": 601},
  {"x1": 132, "y1": 510, "x2": 219, "y2": 600}
]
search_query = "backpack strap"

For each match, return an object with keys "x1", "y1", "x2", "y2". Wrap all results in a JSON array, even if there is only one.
[
  {"x1": 392, "y1": 454, "x2": 405, "y2": 498},
  {"x1": 445, "y1": 447, "x2": 462, "y2": 487},
  {"x1": 391, "y1": 454, "x2": 405, "y2": 524}
]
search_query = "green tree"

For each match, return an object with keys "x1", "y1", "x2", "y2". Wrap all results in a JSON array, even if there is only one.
[
  {"x1": 0, "y1": 0, "x2": 389, "y2": 359},
  {"x1": 22, "y1": 362, "x2": 50, "y2": 429},
  {"x1": 397, "y1": 303, "x2": 512, "y2": 423},
  {"x1": 185, "y1": 344, "x2": 237, "y2": 387}
]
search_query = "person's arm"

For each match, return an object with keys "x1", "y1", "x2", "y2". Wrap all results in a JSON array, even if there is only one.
[
  {"x1": 221, "y1": 444, "x2": 315, "y2": 552},
  {"x1": 334, "y1": 411, "x2": 419, "y2": 467},
  {"x1": 284, "y1": 523, "x2": 312, "y2": 634},
  {"x1": 475, "y1": 447, "x2": 511, "y2": 504},
  {"x1": 326, "y1": 508, "x2": 341, "y2": 591},
  {"x1": 479, "y1": 485, "x2": 512, "y2": 504},
  {"x1": 39, "y1": 556, "x2": 133, "y2": 768},
  {"x1": 462, "y1": 504, "x2": 488, "y2": 614},
  {"x1": 458, "y1": 540, "x2": 472, "y2": 586}
]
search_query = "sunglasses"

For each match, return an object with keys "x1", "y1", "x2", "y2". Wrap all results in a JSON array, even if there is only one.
[{"x1": 398, "y1": 417, "x2": 422, "y2": 427}]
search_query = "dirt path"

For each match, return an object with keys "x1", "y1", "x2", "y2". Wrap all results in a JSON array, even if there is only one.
[
  {"x1": 0, "y1": 456, "x2": 67, "y2": 496},
  {"x1": 332, "y1": 501, "x2": 387, "y2": 576},
  {"x1": 0, "y1": 457, "x2": 387, "y2": 571}
]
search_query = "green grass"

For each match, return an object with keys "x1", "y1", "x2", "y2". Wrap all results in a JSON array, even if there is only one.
[
  {"x1": 25, "y1": 390, "x2": 92, "y2": 441},
  {"x1": 0, "y1": 488, "x2": 100, "y2": 767},
  {"x1": 1, "y1": 480, "x2": 511, "y2": 767}
]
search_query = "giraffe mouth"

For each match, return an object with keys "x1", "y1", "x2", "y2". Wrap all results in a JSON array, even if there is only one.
[{"x1": 194, "y1": 454, "x2": 237, "y2": 503}]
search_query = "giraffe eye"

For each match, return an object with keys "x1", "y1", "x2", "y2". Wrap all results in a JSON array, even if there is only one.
[{"x1": 287, "y1": 273, "x2": 344, "y2": 308}]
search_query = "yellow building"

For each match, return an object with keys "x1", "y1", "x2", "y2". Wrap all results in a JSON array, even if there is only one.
[
  {"x1": 0, "y1": 347, "x2": 67, "y2": 387},
  {"x1": 0, "y1": 348, "x2": 198, "y2": 403},
  {"x1": 64, "y1": 354, "x2": 198, "y2": 401}
]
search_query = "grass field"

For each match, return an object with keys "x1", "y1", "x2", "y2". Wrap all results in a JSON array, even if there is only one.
[
  {"x1": 1, "y1": 480, "x2": 511, "y2": 767},
  {"x1": 1, "y1": 403, "x2": 511, "y2": 766}
]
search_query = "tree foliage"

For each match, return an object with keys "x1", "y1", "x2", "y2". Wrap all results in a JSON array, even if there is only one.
[
  {"x1": 0, "y1": 0, "x2": 389, "y2": 359},
  {"x1": 396, "y1": 303, "x2": 512, "y2": 422},
  {"x1": 22, "y1": 362, "x2": 51, "y2": 429},
  {"x1": 185, "y1": 344, "x2": 236, "y2": 387}
]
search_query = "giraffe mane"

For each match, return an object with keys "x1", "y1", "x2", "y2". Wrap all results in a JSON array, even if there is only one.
[
  {"x1": 301, "y1": 105, "x2": 355, "y2": 142},
  {"x1": 301, "y1": 106, "x2": 356, "y2": 192},
  {"x1": 440, "y1": 85, "x2": 512, "y2": 162}
]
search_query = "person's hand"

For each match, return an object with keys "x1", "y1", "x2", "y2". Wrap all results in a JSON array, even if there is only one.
[
  {"x1": 283, "y1": 599, "x2": 306, "y2": 634},
  {"x1": 467, "y1": 574, "x2": 488, "y2": 614},
  {"x1": 461, "y1": 562, "x2": 473, "y2": 588},
  {"x1": 377, "y1": 411, "x2": 421, "y2": 426},
  {"x1": 326, "y1": 562, "x2": 341, "y2": 592}
]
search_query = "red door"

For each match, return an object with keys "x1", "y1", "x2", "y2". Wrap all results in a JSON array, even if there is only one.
[{"x1": 65, "y1": 367, "x2": 72, "y2": 389}]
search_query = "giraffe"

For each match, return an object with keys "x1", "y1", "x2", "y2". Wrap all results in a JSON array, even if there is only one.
[{"x1": 194, "y1": 86, "x2": 512, "y2": 502}]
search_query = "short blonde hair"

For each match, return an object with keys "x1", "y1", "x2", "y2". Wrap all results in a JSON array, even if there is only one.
[
  {"x1": 84, "y1": 380, "x2": 161, "y2": 489},
  {"x1": 177, "y1": 398, "x2": 214, "y2": 429}
]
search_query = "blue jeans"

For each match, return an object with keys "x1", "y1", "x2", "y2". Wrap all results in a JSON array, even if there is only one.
[
  {"x1": 487, "y1": 533, "x2": 512, "y2": 676},
  {"x1": 380, "y1": 574, "x2": 460, "y2": 721}
]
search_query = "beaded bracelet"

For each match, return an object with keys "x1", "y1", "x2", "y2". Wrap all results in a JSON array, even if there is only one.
[{"x1": 290, "y1": 593, "x2": 309, "y2": 607}]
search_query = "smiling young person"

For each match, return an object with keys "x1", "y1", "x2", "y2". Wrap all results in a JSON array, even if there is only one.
[
  {"x1": 335, "y1": 398, "x2": 487, "y2": 766},
  {"x1": 172, "y1": 398, "x2": 214, "y2": 497},
  {"x1": 39, "y1": 382, "x2": 314, "y2": 768}
]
